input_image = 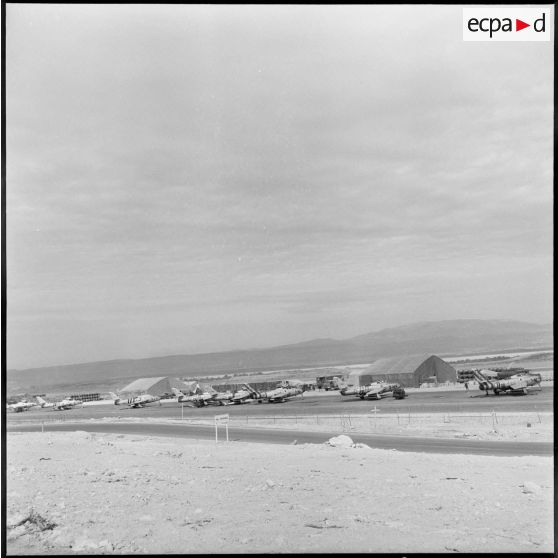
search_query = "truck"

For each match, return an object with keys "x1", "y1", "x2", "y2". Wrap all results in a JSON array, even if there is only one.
[{"x1": 315, "y1": 375, "x2": 342, "y2": 391}]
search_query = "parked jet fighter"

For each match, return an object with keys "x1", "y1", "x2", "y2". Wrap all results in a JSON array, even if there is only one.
[
  {"x1": 230, "y1": 385, "x2": 255, "y2": 404},
  {"x1": 473, "y1": 369, "x2": 541, "y2": 396},
  {"x1": 261, "y1": 385, "x2": 304, "y2": 403},
  {"x1": 171, "y1": 386, "x2": 232, "y2": 407},
  {"x1": 340, "y1": 380, "x2": 402, "y2": 400},
  {"x1": 53, "y1": 398, "x2": 83, "y2": 410},
  {"x1": 127, "y1": 394, "x2": 161, "y2": 408},
  {"x1": 36, "y1": 396, "x2": 55, "y2": 408},
  {"x1": 7, "y1": 400, "x2": 36, "y2": 412},
  {"x1": 6, "y1": 402, "x2": 25, "y2": 413},
  {"x1": 232, "y1": 383, "x2": 303, "y2": 404},
  {"x1": 33, "y1": 396, "x2": 80, "y2": 410}
]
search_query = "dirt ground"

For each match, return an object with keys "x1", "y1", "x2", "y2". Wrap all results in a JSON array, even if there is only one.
[{"x1": 6, "y1": 429, "x2": 554, "y2": 554}]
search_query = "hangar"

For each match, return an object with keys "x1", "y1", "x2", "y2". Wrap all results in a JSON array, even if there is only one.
[
  {"x1": 120, "y1": 376, "x2": 195, "y2": 397},
  {"x1": 346, "y1": 354, "x2": 456, "y2": 388}
]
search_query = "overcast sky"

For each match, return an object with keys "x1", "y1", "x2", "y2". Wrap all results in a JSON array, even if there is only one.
[{"x1": 6, "y1": 4, "x2": 553, "y2": 369}]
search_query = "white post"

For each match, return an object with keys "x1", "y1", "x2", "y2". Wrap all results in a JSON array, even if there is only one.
[
  {"x1": 41, "y1": 421, "x2": 44, "y2": 433},
  {"x1": 181, "y1": 404, "x2": 184, "y2": 421},
  {"x1": 214, "y1": 414, "x2": 229, "y2": 443}
]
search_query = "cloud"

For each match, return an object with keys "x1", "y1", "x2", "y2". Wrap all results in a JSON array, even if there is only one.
[{"x1": 6, "y1": 4, "x2": 553, "y2": 368}]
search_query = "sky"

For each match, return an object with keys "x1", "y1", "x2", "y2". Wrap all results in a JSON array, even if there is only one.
[{"x1": 6, "y1": 4, "x2": 554, "y2": 370}]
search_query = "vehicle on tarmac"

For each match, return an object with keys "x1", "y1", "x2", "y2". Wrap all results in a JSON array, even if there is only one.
[
  {"x1": 127, "y1": 394, "x2": 161, "y2": 408},
  {"x1": 278, "y1": 378, "x2": 315, "y2": 391},
  {"x1": 339, "y1": 380, "x2": 404, "y2": 400},
  {"x1": 109, "y1": 392, "x2": 122, "y2": 405},
  {"x1": 316, "y1": 375, "x2": 342, "y2": 390}
]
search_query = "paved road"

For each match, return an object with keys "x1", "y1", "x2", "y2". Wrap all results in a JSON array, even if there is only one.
[
  {"x1": 7, "y1": 421, "x2": 553, "y2": 457},
  {"x1": 6, "y1": 387, "x2": 553, "y2": 424}
]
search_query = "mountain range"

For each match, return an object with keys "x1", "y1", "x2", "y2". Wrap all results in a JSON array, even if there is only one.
[{"x1": 6, "y1": 319, "x2": 553, "y2": 394}]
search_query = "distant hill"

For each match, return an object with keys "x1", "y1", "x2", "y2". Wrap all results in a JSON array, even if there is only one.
[{"x1": 6, "y1": 319, "x2": 553, "y2": 394}]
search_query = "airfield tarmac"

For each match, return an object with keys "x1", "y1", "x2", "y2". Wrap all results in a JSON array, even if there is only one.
[
  {"x1": 7, "y1": 387, "x2": 552, "y2": 456},
  {"x1": 6, "y1": 386, "x2": 553, "y2": 424}
]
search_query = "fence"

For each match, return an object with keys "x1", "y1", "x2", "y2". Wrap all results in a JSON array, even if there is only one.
[
  {"x1": 174, "y1": 410, "x2": 551, "y2": 433},
  {"x1": 9, "y1": 410, "x2": 551, "y2": 436}
]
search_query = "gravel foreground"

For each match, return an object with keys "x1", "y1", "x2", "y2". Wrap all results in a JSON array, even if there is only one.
[{"x1": 6, "y1": 431, "x2": 554, "y2": 554}]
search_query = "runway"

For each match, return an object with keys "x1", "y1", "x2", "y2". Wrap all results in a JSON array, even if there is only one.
[{"x1": 7, "y1": 420, "x2": 552, "y2": 456}]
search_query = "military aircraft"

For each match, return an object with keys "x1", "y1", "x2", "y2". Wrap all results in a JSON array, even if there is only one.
[
  {"x1": 171, "y1": 386, "x2": 230, "y2": 407},
  {"x1": 7, "y1": 400, "x2": 37, "y2": 412},
  {"x1": 36, "y1": 396, "x2": 55, "y2": 408},
  {"x1": 340, "y1": 380, "x2": 402, "y2": 400},
  {"x1": 232, "y1": 383, "x2": 303, "y2": 404},
  {"x1": 511, "y1": 372, "x2": 542, "y2": 389},
  {"x1": 53, "y1": 398, "x2": 83, "y2": 410},
  {"x1": 34, "y1": 396, "x2": 81, "y2": 410},
  {"x1": 261, "y1": 385, "x2": 304, "y2": 403},
  {"x1": 231, "y1": 385, "x2": 259, "y2": 404},
  {"x1": 6, "y1": 402, "x2": 26, "y2": 413},
  {"x1": 127, "y1": 394, "x2": 161, "y2": 408},
  {"x1": 473, "y1": 369, "x2": 541, "y2": 396}
]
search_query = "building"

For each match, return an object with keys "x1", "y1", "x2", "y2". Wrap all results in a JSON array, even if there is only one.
[
  {"x1": 66, "y1": 393, "x2": 101, "y2": 402},
  {"x1": 345, "y1": 354, "x2": 456, "y2": 388},
  {"x1": 119, "y1": 377, "x2": 193, "y2": 397},
  {"x1": 213, "y1": 380, "x2": 278, "y2": 393}
]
